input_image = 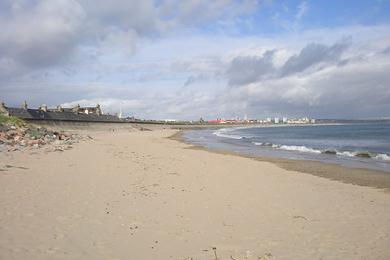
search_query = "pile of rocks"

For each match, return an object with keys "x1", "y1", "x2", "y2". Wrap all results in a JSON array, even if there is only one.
[{"x1": 0, "y1": 123, "x2": 82, "y2": 152}]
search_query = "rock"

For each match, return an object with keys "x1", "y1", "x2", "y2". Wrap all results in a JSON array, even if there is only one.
[
  {"x1": 0, "y1": 123, "x2": 80, "y2": 153},
  {"x1": 7, "y1": 146, "x2": 19, "y2": 152},
  {"x1": 6, "y1": 130, "x2": 19, "y2": 137},
  {"x1": 53, "y1": 140, "x2": 65, "y2": 145},
  {"x1": 59, "y1": 134, "x2": 70, "y2": 140},
  {"x1": 29, "y1": 140, "x2": 40, "y2": 146}
]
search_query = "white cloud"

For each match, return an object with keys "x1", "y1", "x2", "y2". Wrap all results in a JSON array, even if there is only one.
[
  {"x1": 0, "y1": 0, "x2": 85, "y2": 69},
  {"x1": 1, "y1": 1, "x2": 390, "y2": 120}
]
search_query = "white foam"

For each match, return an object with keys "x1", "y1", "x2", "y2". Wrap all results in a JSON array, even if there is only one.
[
  {"x1": 337, "y1": 151, "x2": 356, "y2": 157},
  {"x1": 277, "y1": 145, "x2": 322, "y2": 154},
  {"x1": 374, "y1": 153, "x2": 390, "y2": 161},
  {"x1": 254, "y1": 142, "x2": 324, "y2": 154},
  {"x1": 213, "y1": 129, "x2": 243, "y2": 140},
  {"x1": 214, "y1": 133, "x2": 243, "y2": 139}
]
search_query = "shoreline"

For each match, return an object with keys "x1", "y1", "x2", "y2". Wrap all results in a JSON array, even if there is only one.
[{"x1": 170, "y1": 130, "x2": 390, "y2": 192}]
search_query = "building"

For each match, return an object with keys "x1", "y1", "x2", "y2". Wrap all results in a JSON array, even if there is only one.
[
  {"x1": 274, "y1": 117, "x2": 279, "y2": 124},
  {"x1": 1, "y1": 102, "x2": 121, "y2": 123},
  {"x1": 208, "y1": 119, "x2": 226, "y2": 124},
  {"x1": 55, "y1": 104, "x2": 103, "y2": 115},
  {"x1": 286, "y1": 117, "x2": 316, "y2": 124}
]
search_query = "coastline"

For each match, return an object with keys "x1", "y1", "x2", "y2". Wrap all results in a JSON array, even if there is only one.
[
  {"x1": 1, "y1": 127, "x2": 390, "y2": 259},
  {"x1": 171, "y1": 130, "x2": 390, "y2": 192}
]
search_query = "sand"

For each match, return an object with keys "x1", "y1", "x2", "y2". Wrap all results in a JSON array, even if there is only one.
[
  {"x1": 171, "y1": 132, "x2": 390, "y2": 192},
  {"x1": 1, "y1": 128, "x2": 390, "y2": 259}
]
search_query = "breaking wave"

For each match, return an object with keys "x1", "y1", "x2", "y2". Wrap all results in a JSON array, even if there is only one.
[
  {"x1": 213, "y1": 128, "x2": 243, "y2": 140},
  {"x1": 252, "y1": 142, "x2": 390, "y2": 161},
  {"x1": 213, "y1": 127, "x2": 390, "y2": 163},
  {"x1": 374, "y1": 153, "x2": 390, "y2": 161}
]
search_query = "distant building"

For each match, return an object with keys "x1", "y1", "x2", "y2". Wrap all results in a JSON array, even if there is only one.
[
  {"x1": 208, "y1": 119, "x2": 226, "y2": 124},
  {"x1": 70, "y1": 104, "x2": 103, "y2": 115},
  {"x1": 164, "y1": 119, "x2": 177, "y2": 123},
  {"x1": 0, "y1": 102, "x2": 121, "y2": 123},
  {"x1": 286, "y1": 117, "x2": 315, "y2": 124},
  {"x1": 282, "y1": 117, "x2": 288, "y2": 123},
  {"x1": 274, "y1": 117, "x2": 279, "y2": 124}
]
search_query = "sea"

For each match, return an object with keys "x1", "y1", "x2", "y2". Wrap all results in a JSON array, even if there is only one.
[{"x1": 183, "y1": 122, "x2": 390, "y2": 173}]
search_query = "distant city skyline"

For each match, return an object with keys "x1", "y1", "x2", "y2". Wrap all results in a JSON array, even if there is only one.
[{"x1": 1, "y1": 0, "x2": 390, "y2": 120}]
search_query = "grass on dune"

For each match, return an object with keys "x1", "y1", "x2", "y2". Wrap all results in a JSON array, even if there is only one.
[{"x1": 0, "y1": 114, "x2": 26, "y2": 127}]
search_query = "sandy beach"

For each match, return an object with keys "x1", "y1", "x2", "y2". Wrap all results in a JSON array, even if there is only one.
[{"x1": 1, "y1": 127, "x2": 390, "y2": 259}]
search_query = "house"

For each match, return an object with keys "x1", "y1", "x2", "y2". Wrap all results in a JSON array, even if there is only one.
[{"x1": 0, "y1": 101, "x2": 120, "y2": 123}]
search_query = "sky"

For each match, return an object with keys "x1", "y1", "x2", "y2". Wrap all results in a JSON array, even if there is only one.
[{"x1": 1, "y1": 0, "x2": 390, "y2": 120}]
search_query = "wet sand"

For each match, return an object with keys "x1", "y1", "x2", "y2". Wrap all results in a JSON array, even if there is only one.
[
  {"x1": 1, "y1": 128, "x2": 390, "y2": 259},
  {"x1": 172, "y1": 131, "x2": 390, "y2": 191}
]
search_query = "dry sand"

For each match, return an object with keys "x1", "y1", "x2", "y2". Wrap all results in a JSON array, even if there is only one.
[{"x1": 1, "y1": 128, "x2": 390, "y2": 259}]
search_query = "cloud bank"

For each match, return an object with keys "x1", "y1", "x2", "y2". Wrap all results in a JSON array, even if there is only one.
[{"x1": 1, "y1": 1, "x2": 390, "y2": 119}]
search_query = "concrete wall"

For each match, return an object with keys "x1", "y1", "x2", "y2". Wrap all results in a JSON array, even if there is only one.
[{"x1": 28, "y1": 120, "x2": 138, "y2": 132}]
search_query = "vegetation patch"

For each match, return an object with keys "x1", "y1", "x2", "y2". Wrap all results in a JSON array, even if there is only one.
[{"x1": 0, "y1": 115, "x2": 26, "y2": 127}]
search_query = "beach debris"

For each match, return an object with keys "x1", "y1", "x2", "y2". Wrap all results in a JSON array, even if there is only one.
[
  {"x1": 0, "y1": 120, "x2": 84, "y2": 153},
  {"x1": 2, "y1": 164, "x2": 28, "y2": 170},
  {"x1": 293, "y1": 215, "x2": 309, "y2": 221},
  {"x1": 212, "y1": 247, "x2": 218, "y2": 260},
  {"x1": 140, "y1": 127, "x2": 152, "y2": 131}
]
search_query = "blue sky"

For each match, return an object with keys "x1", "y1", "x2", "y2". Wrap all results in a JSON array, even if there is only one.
[{"x1": 1, "y1": 0, "x2": 390, "y2": 119}]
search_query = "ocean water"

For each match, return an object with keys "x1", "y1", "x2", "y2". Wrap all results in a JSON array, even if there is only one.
[{"x1": 183, "y1": 123, "x2": 390, "y2": 172}]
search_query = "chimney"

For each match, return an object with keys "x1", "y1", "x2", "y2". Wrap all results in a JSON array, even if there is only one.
[{"x1": 22, "y1": 101, "x2": 28, "y2": 110}]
